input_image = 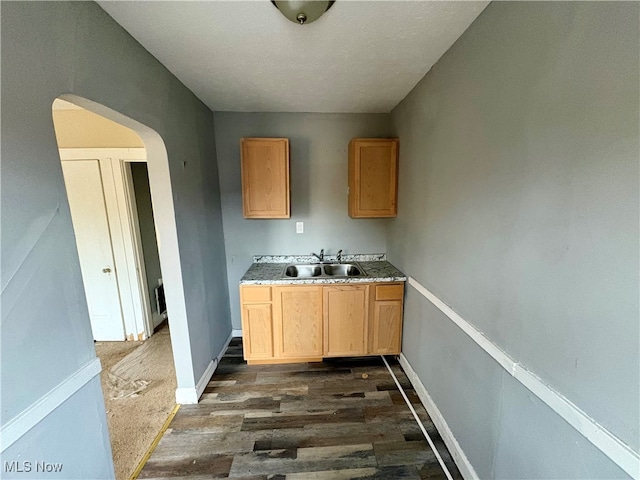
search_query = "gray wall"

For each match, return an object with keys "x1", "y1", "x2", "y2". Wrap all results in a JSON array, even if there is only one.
[
  {"x1": 1, "y1": 2, "x2": 230, "y2": 477},
  {"x1": 214, "y1": 112, "x2": 392, "y2": 329},
  {"x1": 1, "y1": 378, "x2": 114, "y2": 479},
  {"x1": 131, "y1": 162, "x2": 163, "y2": 320},
  {"x1": 389, "y1": 2, "x2": 639, "y2": 478}
]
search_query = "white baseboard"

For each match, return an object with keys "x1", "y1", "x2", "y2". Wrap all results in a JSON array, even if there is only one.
[
  {"x1": 175, "y1": 386, "x2": 198, "y2": 404},
  {"x1": 407, "y1": 277, "x2": 639, "y2": 479},
  {"x1": 232, "y1": 329, "x2": 243, "y2": 337},
  {"x1": 175, "y1": 331, "x2": 234, "y2": 405},
  {"x1": 399, "y1": 353, "x2": 478, "y2": 480},
  {"x1": 219, "y1": 332, "x2": 234, "y2": 361},
  {"x1": 1, "y1": 358, "x2": 102, "y2": 452}
]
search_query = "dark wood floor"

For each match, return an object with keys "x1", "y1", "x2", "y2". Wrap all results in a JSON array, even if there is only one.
[{"x1": 139, "y1": 339, "x2": 462, "y2": 480}]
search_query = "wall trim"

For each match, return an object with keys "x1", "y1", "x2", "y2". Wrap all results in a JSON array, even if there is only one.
[
  {"x1": 175, "y1": 331, "x2": 234, "y2": 405},
  {"x1": 174, "y1": 387, "x2": 198, "y2": 405},
  {"x1": 232, "y1": 329, "x2": 243, "y2": 337},
  {"x1": 0, "y1": 358, "x2": 102, "y2": 452},
  {"x1": 407, "y1": 277, "x2": 640, "y2": 479},
  {"x1": 399, "y1": 353, "x2": 478, "y2": 480}
]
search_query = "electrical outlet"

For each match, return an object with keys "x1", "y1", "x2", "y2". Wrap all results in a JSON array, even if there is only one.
[{"x1": 296, "y1": 222, "x2": 304, "y2": 234}]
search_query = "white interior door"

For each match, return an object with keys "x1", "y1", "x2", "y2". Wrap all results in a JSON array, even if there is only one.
[{"x1": 62, "y1": 159, "x2": 125, "y2": 341}]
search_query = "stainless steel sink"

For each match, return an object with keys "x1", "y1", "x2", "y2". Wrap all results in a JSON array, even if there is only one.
[
  {"x1": 284, "y1": 264, "x2": 323, "y2": 278},
  {"x1": 283, "y1": 262, "x2": 365, "y2": 278},
  {"x1": 323, "y1": 263, "x2": 363, "y2": 277}
]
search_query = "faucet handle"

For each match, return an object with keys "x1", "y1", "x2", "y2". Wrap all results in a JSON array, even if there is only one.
[{"x1": 337, "y1": 249, "x2": 343, "y2": 262}]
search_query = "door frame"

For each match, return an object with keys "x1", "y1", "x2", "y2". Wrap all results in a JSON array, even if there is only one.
[
  {"x1": 59, "y1": 148, "x2": 155, "y2": 340},
  {"x1": 58, "y1": 93, "x2": 200, "y2": 403},
  {"x1": 120, "y1": 155, "x2": 158, "y2": 337}
]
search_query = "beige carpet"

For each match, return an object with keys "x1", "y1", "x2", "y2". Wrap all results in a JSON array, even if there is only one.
[{"x1": 95, "y1": 325, "x2": 177, "y2": 480}]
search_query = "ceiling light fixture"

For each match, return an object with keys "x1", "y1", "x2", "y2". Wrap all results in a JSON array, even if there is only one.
[{"x1": 272, "y1": 1, "x2": 335, "y2": 25}]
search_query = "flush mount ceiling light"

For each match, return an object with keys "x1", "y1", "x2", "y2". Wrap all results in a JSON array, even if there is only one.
[{"x1": 272, "y1": 1, "x2": 335, "y2": 25}]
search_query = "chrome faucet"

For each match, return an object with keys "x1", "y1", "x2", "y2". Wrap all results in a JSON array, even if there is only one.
[
  {"x1": 311, "y1": 249, "x2": 324, "y2": 263},
  {"x1": 337, "y1": 249, "x2": 343, "y2": 263}
]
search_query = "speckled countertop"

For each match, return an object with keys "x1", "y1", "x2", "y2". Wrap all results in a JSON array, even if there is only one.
[{"x1": 240, "y1": 254, "x2": 406, "y2": 285}]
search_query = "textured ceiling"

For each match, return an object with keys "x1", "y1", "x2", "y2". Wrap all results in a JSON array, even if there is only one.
[{"x1": 97, "y1": 1, "x2": 489, "y2": 113}]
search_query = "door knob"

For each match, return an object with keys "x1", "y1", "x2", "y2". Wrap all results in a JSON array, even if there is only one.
[{"x1": 102, "y1": 267, "x2": 112, "y2": 273}]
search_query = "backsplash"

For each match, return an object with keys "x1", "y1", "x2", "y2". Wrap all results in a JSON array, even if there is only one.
[{"x1": 253, "y1": 253, "x2": 387, "y2": 263}]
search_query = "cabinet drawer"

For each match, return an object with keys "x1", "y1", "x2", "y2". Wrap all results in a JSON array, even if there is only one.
[
  {"x1": 241, "y1": 286, "x2": 272, "y2": 303},
  {"x1": 375, "y1": 284, "x2": 404, "y2": 301}
]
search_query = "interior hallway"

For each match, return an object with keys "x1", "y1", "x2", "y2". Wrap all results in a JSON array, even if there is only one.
[
  {"x1": 138, "y1": 339, "x2": 461, "y2": 479},
  {"x1": 95, "y1": 324, "x2": 176, "y2": 480}
]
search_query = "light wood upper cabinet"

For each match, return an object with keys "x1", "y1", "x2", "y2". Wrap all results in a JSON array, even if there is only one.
[
  {"x1": 323, "y1": 285, "x2": 369, "y2": 357},
  {"x1": 273, "y1": 286, "x2": 323, "y2": 358},
  {"x1": 348, "y1": 138, "x2": 399, "y2": 218},
  {"x1": 241, "y1": 138, "x2": 290, "y2": 218}
]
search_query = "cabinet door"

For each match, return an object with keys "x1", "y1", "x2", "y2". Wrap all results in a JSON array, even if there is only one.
[
  {"x1": 241, "y1": 303, "x2": 274, "y2": 359},
  {"x1": 370, "y1": 300, "x2": 403, "y2": 354},
  {"x1": 370, "y1": 283, "x2": 404, "y2": 354},
  {"x1": 349, "y1": 138, "x2": 398, "y2": 218},
  {"x1": 241, "y1": 138, "x2": 290, "y2": 218},
  {"x1": 274, "y1": 286, "x2": 323, "y2": 358},
  {"x1": 323, "y1": 285, "x2": 369, "y2": 356}
]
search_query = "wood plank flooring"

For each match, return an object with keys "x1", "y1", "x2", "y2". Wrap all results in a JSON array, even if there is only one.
[{"x1": 139, "y1": 339, "x2": 462, "y2": 480}]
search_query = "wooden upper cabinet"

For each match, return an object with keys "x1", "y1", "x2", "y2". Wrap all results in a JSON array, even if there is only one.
[
  {"x1": 348, "y1": 138, "x2": 399, "y2": 218},
  {"x1": 241, "y1": 138, "x2": 290, "y2": 218}
]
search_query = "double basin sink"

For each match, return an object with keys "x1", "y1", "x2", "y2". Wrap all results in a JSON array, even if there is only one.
[{"x1": 283, "y1": 262, "x2": 365, "y2": 279}]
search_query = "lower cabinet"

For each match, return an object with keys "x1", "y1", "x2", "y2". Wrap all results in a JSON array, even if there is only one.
[
  {"x1": 273, "y1": 286, "x2": 323, "y2": 359},
  {"x1": 239, "y1": 286, "x2": 274, "y2": 360},
  {"x1": 241, "y1": 303, "x2": 273, "y2": 359},
  {"x1": 240, "y1": 282, "x2": 403, "y2": 364},
  {"x1": 369, "y1": 284, "x2": 404, "y2": 354},
  {"x1": 323, "y1": 285, "x2": 369, "y2": 356}
]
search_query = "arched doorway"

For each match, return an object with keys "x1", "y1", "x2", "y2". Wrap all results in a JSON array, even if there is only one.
[{"x1": 51, "y1": 95, "x2": 192, "y2": 479}]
